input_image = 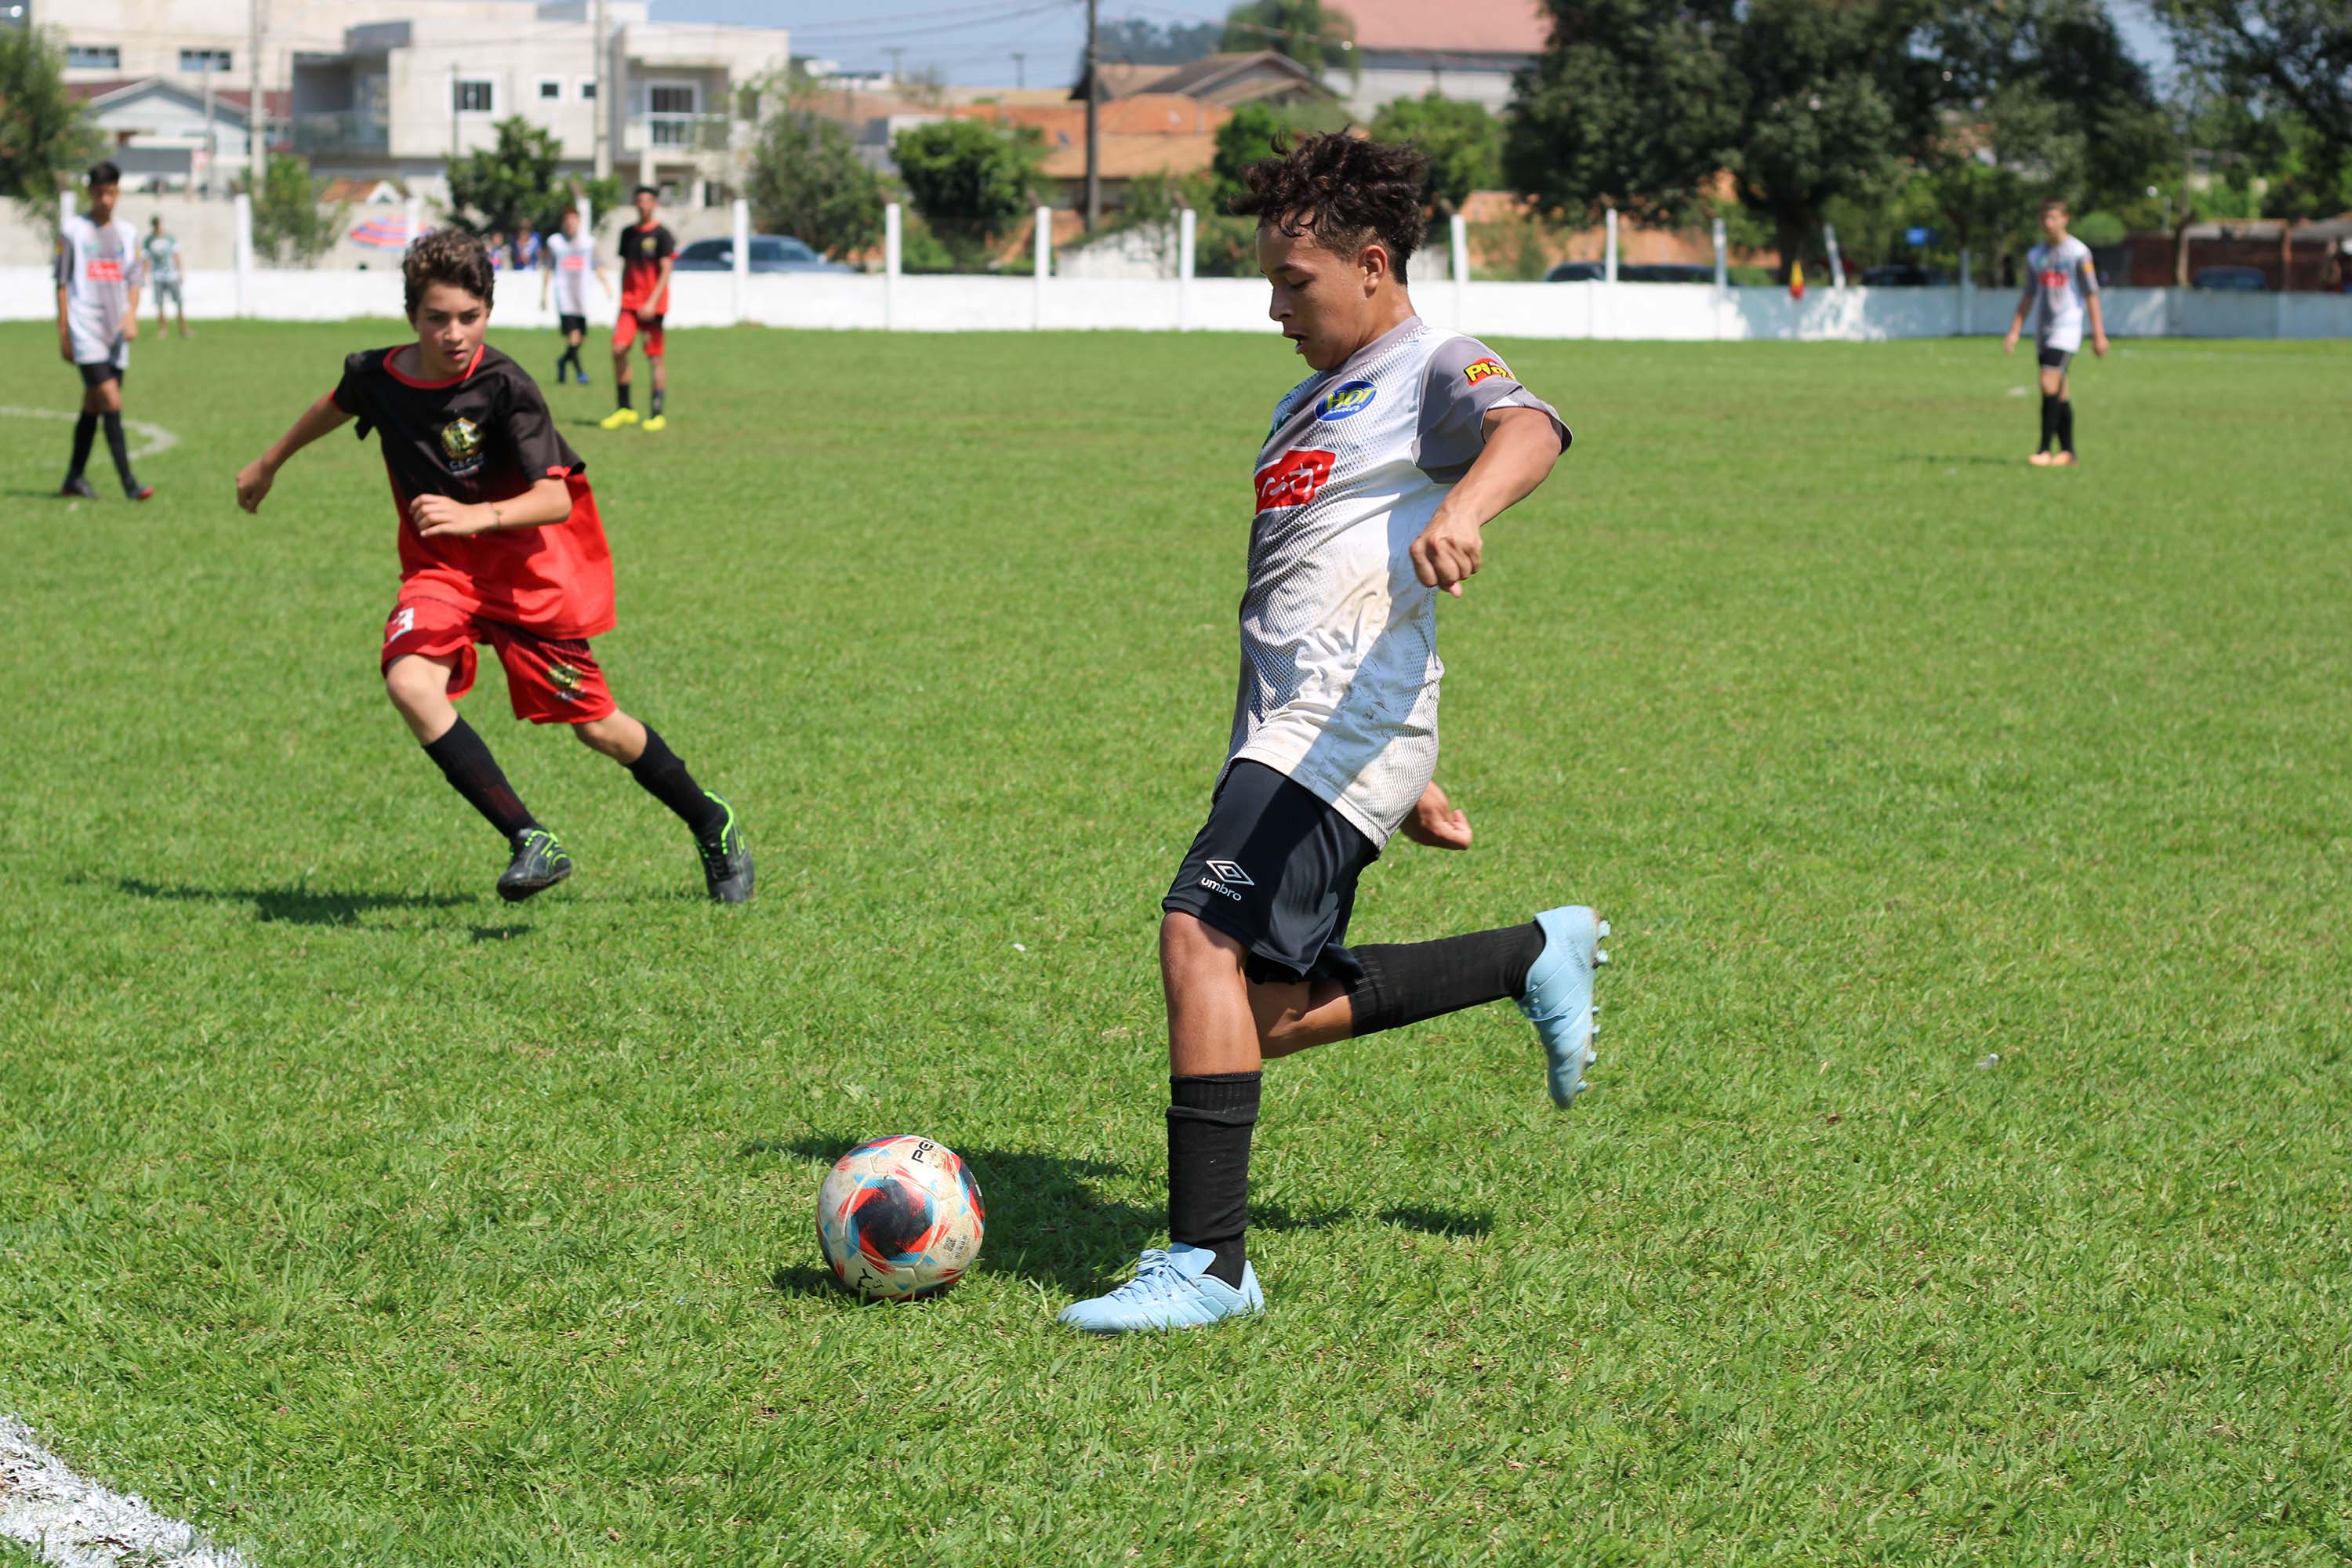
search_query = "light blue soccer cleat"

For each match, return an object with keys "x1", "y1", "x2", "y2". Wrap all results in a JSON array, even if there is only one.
[
  {"x1": 1058, "y1": 1243, "x2": 1264, "y2": 1334},
  {"x1": 1518, "y1": 905, "x2": 1610, "y2": 1109}
]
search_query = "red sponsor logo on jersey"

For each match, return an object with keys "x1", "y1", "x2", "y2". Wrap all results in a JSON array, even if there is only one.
[
  {"x1": 87, "y1": 258, "x2": 125, "y2": 282},
  {"x1": 1463, "y1": 356, "x2": 1509, "y2": 385},
  {"x1": 2041, "y1": 269, "x2": 2067, "y2": 290},
  {"x1": 562, "y1": 256, "x2": 586, "y2": 270},
  {"x1": 1254, "y1": 448, "x2": 1336, "y2": 513}
]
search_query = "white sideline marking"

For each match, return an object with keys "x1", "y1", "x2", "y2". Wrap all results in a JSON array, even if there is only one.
[
  {"x1": 0, "y1": 407, "x2": 180, "y2": 459},
  {"x1": 0, "y1": 1418, "x2": 256, "y2": 1568}
]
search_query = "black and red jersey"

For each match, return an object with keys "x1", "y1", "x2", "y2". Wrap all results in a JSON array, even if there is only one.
[
  {"x1": 331, "y1": 343, "x2": 614, "y2": 637},
  {"x1": 619, "y1": 222, "x2": 675, "y2": 313}
]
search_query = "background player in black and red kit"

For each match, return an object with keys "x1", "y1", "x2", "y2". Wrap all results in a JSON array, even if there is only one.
[
  {"x1": 600, "y1": 185, "x2": 674, "y2": 432},
  {"x1": 234, "y1": 229, "x2": 752, "y2": 903}
]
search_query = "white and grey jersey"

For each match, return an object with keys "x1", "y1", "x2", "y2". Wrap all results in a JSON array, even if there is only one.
[
  {"x1": 1229, "y1": 316, "x2": 1569, "y2": 847},
  {"x1": 2023, "y1": 236, "x2": 2098, "y2": 353},
  {"x1": 55, "y1": 215, "x2": 143, "y2": 367},
  {"x1": 543, "y1": 230, "x2": 595, "y2": 316}
]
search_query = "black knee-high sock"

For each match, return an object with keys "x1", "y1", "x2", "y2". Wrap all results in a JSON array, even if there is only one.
[
  {"x1": 2039, "y1": 392, "x2": 2059, "y2": 453},
  {"x1": 67, "y1": 412, "x2": 97, "y2": 478},
  {"x1": 2057, "y1": 399, "x2": 2075, "y2": 455},
  {"x1": 1345, "y1": 923, "x2": 1548, "y2": 1038},
  {"x1": 615, "y1": 380, "x2": 632, "y2": 410},
  {"x1": 100, "y1": 412, "x2": 136, "y2": 489},
  {"x1": 627, "y1": 725, "x2": 726, "y2": 836},
  {"x1": 422, "y1": 716, "x2": 539, "y2": 840},
  {"x1": 556, "y1": 345, "x2": 576, "y2": 379},
  {"x1": 1168, "y1": 1072, "x2": 1259, "y2": 1288},
  {"x1": 650, "y1": 387, "x2": 665, "y2": 417}
]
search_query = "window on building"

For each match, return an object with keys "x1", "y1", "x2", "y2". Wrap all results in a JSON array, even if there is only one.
[
  {"x1": 647, "y1": 82, "x2": 697, "y2": 145},
  {"x1": 455, "y1": 79, "x2": 493, "y2": 114},
  {"x1": 180, "y1": 48, "x2": 232, "y2": 72},
  {"x1": 538, "y1": 78, "x2": 561, "y2": 100},
  {"x1": 579, "y1": 79, "x2": 597, "y2": 100},
  {"x1": 66, "y1": 44, "x2": 121, "y2": 69}
]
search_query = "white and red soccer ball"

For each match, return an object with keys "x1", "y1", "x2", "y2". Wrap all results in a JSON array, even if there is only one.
[{"x1": 815, "y1": 1134, "x2": 985, "y2": 1300}]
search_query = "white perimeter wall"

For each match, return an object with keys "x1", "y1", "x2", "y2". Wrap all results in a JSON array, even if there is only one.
[{"x1": 6, "y1": 267, "x2": 2351, "y2": 340}]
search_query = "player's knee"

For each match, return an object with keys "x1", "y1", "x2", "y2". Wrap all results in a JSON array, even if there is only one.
[
  {"x1": 383, "y1": 657, "x2": 447, "y2": 713},
  {"x1": 571, "y1": 713, "x2": 630, "y2": 756},
  {"x1": 1160, "y1": 911, "x2": 1243, "y2": 982}
]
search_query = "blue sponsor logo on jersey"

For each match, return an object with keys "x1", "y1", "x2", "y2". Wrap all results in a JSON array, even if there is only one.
[{"x1": 1316, "y1": 379, "x2": 1377, "y2": 422}]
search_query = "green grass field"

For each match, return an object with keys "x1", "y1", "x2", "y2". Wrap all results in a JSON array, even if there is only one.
[{"x1": 2, "y1": 321, "x2": 2349, "y2": 1565}]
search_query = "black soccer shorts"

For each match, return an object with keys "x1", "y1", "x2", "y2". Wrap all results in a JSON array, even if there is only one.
[{"x1": 1162, "y1": 760, "x2": 1380, "y2": 985}]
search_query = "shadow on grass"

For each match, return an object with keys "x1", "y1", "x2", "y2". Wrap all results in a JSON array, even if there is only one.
[
  {"x1": 746, "y1": 1134, "x2": 1490, "y2": 1298},
  {"x1": 114, "y1": 877, "x2": 474, "y2": 927},
  {"x1": 470, "y1": 924, "x2": 534, "y2": 942}
]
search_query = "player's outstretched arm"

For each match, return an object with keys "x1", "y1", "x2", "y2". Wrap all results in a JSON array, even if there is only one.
[
  {"x1": 236, "y1": 391, "x2": 351, "y2": 513},
  {"x1": 2088, "y1": 282, "x2": 2110, "y2": 357},
  {"x1": 1410, "y1": 406, "x2": 1564, "y2": 598}
]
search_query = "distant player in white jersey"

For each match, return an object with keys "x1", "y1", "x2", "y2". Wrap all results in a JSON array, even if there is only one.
[
  {"x1": 143, "y1": 214, "x2": 190, "y2": 339},
  {"x1": 2003, "y1": 197, "x2": 2109, "y2": 467},
  {"x1": 1060, "y1": 134, "x2": 1607, "y2": 1335},
  {"x1": 539, "y1": 205, "x2": 611, "y2": 387},
  {"x1": 56, "y1": 161, "x2": 153, "y2": 501}
]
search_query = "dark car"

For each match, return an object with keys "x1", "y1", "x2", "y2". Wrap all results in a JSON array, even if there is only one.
[
  {"x1": 1860, "y1": 263, "x2": 1948, "y2": 287},
  {"x1": 2191, "y1": 265, "x2": 2267, "y2": 292},
  {"x1": 673, "y1": 235, "x2": 854, "y2": 274},
  {"x1": 1618, "y1": 263, "x2": 1717, "y2": 284},
  {"x1": 1544, "y1": 260, "x2": 1606, "y2": 282}
]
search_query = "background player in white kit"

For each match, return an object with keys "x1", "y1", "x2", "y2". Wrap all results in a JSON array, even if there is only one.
[
  {"x1": 55, "y1": 161, "x2": 154, "y2": 501},
  {"x1": 540, "y1": 206, "x2": 612, "y2": 388},
  {"x1": 2003, "y1": 198, "x2": 2109, "y2": 467},
  {"x1": 1061, "y1": 133, "x2": 1607, "y2": 1334}
]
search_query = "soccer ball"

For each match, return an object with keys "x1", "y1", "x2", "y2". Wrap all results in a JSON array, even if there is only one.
[{"x1": 815, "y1": 1134, "x2": 985, "y2": 1300}]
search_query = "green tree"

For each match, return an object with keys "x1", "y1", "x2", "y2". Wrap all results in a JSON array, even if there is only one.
[
  {"x1": 746, "y1": 110, "x2": 887, "y2": 260},
  {"x1": 447, "y1": 117, "x2": 563, "y2": 238},
  {"x1": 891, "y1": 118, "x2": 1044, "y2": 269},
  {"x1": 1222, "y1": 0, "x2": 1358, "y2": 82},
  {"x1": 1370, "y1": 94, "x2": 1503, "y2": 218},
  {"x1": 0, "y1": 25, "x2": 99, "y2": 221},
  {"x1": 1502, "y1": 0, "x2": 1744, "y2": 227},
  {"x1": 2155, "y1": 0, "x2": 2352, "y2": 192},
  {"x1": 245, "y1": 154, "x2": 345, "y2": 267}
]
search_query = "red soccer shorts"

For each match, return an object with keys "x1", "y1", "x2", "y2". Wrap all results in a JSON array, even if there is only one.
[
  {"x1": 612, "y1": 310, "x2": 666, "y2": 357},
  {"x1": 381, "y1": 596, "x2": 615, "y2": 725}
]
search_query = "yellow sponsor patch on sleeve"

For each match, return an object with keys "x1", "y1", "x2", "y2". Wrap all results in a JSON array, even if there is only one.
[{"x1": 1463, "y1": 357, "x2": 1510, "y2": 385}]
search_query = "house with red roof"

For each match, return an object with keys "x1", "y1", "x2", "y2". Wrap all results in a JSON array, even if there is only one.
[{"x1": 1329, "y1": 0, "x2": 1552, "y2": 116}]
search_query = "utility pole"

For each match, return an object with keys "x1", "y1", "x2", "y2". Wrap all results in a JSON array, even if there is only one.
[
  {"x1": 593, "y1": 0, "x2": 611, "y2": 180},
  {"x1": 1011, "y1": 51, "x2": 1025, "y2": 89},
  {"x1": 246, "y1": 0, "x2": 265, "y2": 187},
  {"x1": 884, "y1": 46, "x2": 904, "y2": 85},
  {"x1": 1083, "y1": 0, "x2": 1100, "y2": 231},
  {"x1": 200, "y1": 56, "x2": 215, "y2": 195}
]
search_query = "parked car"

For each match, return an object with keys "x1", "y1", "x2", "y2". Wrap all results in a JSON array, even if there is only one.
[
  {"x1": 1618, "y1": 263, "x2": 1717, "y2": 284},
  {"x1": 673, "y1": 235, "x2": 855, "y2": 274},
  {"x1": 1543, "y1": 260, "x2": 1606, "y2": 282},
  {"x1": 2191, "y1": 265, "x2": 2267, "y2": 292},
  {"x1": 1860, "y1": 263, "x2": 1948, "y2": 287}
]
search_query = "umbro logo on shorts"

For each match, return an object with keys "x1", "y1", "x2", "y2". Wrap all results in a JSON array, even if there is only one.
[{"x1": 1204, "y1": 858, "x2": 1254, "y2": 887}]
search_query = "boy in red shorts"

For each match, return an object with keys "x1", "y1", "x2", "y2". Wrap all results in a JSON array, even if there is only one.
[
  {"x1": 234, "y1": 229, "x2": 752, "y2": 904},
  {"x1": 599, "y1": 184, "x2": 674, "y2": 432}
]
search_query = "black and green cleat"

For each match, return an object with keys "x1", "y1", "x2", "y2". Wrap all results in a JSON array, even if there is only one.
[
  {"x1": 498, "y1": 827, "x2": 574, "y2": 902},
  {"x1": 693, "y1": 794, "x2": 753, "y2": 904}
]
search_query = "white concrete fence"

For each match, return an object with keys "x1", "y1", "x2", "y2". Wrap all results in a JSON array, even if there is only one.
[{"x1": 12, "y1": 199, "x2": 2352, "y2": 342}]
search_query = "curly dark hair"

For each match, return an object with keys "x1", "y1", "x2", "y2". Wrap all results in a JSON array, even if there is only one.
[
  {"x1": 402, "y1": 227, "x2": 495, "y2": 317},
  {"x1": 1229, "y1": 132, "x2": 1427, "y2": 283}
]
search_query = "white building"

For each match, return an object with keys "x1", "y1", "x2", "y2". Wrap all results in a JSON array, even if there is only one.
[
  {"x1": 68, "y1": 76, "x2": 276, "y2": 188},
  {"x1": 49, "y1": 0, "x2": 786, "y2": 204},
  {"x1": 1319, "y1": 0, "x2": 1549, "y2": 118}
]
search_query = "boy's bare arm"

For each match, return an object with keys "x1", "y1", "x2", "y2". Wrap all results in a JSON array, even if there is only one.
[
  {"x1": 410, "y1": 475, "x2": 573, "y2": 538},
  {"x1": 237, "y1": 392, "x2": 353, "y2": 512},
  {"x1": 1409, "y1": 406, "x2": 1565, "y2": 597}
]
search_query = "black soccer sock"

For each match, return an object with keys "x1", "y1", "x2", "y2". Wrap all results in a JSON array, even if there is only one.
[
  {"x1": 67, "y1": 412, "x2": 98, "y2": 479},
  {"x1": 556, "y1": 345, "x2": 575, "y2": 379},
  {"x1": 2038, "y1": 392, "x2": 2059, "y2": 452},
  {"x1": 615, "y1": 380, "x2": 632, "y2": 410},
  {"x1": 1167, "y1": 1072, "x2": 1259, "y2": 1289},
  {"x1": 626, "y1": 725, "x2": 726, "y2": 837},
  {"x1": 1345, "y1": 923, "x2": 1547, "y2": 1038},
  {"x1": 2057, "y1": 399, "x2": 2075, "y2": 455},
  {"x1": 650, "y1": 387, "x2": 665, "y2": 417},
  {"x1": 100, "y1": 412, "x2": 136, "y2": 489},
  {"x1": 422, "y1": 716, "x2": 539, "y2": 841}
]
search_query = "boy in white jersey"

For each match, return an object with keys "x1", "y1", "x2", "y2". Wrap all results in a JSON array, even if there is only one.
[
  {"x1": 1062, "y1": 134, "x2": 1605, "y2": 1334},
  {"x1": 2003, "y1": 197, "x2": 2108, "y2": 467},
  {"x1": 539, "y1": 206, "x2": 611, "y2": 387},
  {"x1": 143, "y1": 215, "x2": 190, "y2": 339},
  {"x1": 54, "y1": 162, "x2": 154, "y2": 501}
]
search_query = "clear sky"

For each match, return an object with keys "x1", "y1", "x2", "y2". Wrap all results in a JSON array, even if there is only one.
[{"x1": 648, "y1": 0, "x2": 2174, "y2": 91}]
